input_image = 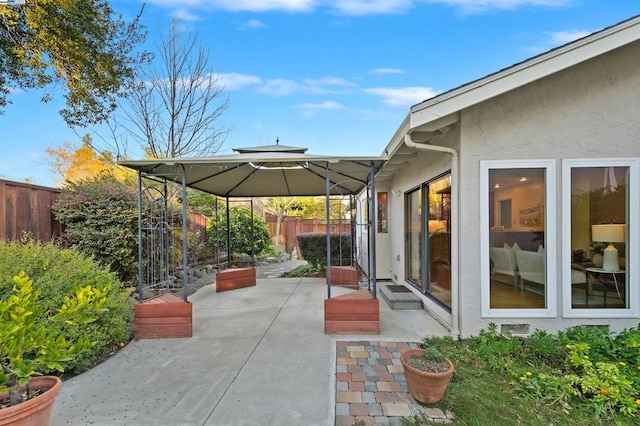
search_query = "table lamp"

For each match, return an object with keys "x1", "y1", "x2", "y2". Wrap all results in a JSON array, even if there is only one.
[{"x1": 591, "y1": 224, "x2": 626, "y2": 272}]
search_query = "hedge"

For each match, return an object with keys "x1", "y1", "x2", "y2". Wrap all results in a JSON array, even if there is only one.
[
  {"x1": 0, "y1": 239, "x2": 132, "y2": 375},
  {"x1": 296, "y1": 232, "x2": 352, "y2": 268}
]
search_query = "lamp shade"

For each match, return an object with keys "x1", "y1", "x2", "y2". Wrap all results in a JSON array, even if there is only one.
[{"x1": 591, "y1": 224, "x2": 626, "y2": 243}]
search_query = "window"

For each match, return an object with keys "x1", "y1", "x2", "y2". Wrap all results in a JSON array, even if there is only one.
[
  {"x1": 562, "y1": 159, "x2": 639, "y2": 317},
  {"x1": 404, "y1": 174, "x2": 452, "y2": 309},
  {"x1": 377, "y1": 192, "x2": 388, "y2": 233},
  {"x1": 481, "y1": 160, "x2": 556, "y2": 317}
]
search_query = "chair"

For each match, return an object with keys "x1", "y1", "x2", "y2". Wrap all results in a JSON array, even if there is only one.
[{"x1": 489, "y1": 247, "x2": 519, "y2": 287}]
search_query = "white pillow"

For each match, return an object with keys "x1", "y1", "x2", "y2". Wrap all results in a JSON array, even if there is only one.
[
  {"x1": 503, "y1": 243, "x2": 511, "y2": 250},
  {"x1": 512, "y1": 242, "x2": 521, "y2": 251},
  {"x1": 537, "y1": 245, "x2": 545, "y2": 253}
]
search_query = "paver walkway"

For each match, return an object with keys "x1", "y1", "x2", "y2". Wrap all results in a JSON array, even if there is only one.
[{"x1": 335, "y1": 341, "x2": 456, "y2": 426}]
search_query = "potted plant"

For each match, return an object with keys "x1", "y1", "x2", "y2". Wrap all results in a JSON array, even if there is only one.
[
  {"x1": 0, "y1": 271, "x2": 107, "y2": 425},
  {"x1": 400, "y1": 345, "x2": 454, "y2": 404}
]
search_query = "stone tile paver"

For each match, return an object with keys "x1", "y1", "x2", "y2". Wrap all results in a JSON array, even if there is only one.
[{"x1": 335, "y1": 340, "x2": 456, "y2": 424}]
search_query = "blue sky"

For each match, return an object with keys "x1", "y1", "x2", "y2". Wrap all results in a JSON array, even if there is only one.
[{"x1": 1, "y1": 0, "x2": 639, "y2": 187}]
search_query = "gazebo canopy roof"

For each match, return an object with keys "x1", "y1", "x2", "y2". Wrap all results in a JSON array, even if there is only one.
[{"x1": 119, "y1": 148, "x2": 386, "y2": 197}]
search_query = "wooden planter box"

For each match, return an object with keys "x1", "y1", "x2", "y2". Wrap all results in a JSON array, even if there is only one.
[
  {"x1": 216, "y1": 267, "x2": 256, "y2": 292},
  {"x1": 324, "y1": 289, "x2": 380, "y2": 334},
  {"x1": 327, "y1": 266, "x2": 359, "y2": 288},
  {"x1": 134, "y1": 292, "x2": 192, "y2": 339}
]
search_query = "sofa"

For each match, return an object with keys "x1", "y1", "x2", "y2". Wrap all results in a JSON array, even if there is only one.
[{"x1": 491, "y1": 245, "x2": 587, "y2": 291}]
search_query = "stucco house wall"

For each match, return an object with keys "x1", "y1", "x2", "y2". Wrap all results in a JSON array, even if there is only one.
[
  {"x1": 371, "y1": 26, "x2": 640, "y2": 339},
  {"x1": 456, "y1": 39, "x2": 640, "y2": 337},
  {"x1": 386, "y1": 127, "x2": 460, "y2": 326}
]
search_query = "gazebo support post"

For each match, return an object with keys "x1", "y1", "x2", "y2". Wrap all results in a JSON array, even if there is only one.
[
  {"x1": 226, "y1": 197, "x2": 231, "y2": 266},
  {"x1": 181, "y1": 165, "x2": 189, "y2": 302},
  {"x1": 251, "y1": 197, "x2": 255, "y2": 267},
  {"x1": 136, "y1": 170, "x2": 144, "y2": 301},
  {"x1": 370, "y1": 160, "x2": 377, "y2": 299},
  {"x1": 326, "y1": 162, "x2": 331, "y2": 299}
]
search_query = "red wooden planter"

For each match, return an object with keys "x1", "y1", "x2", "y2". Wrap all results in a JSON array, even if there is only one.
[
  {"x1": 216, "y1": 268, "x2": 256, "y2": 292},
  {"x1": 327, "y1": 266, "x2": 359, "y2": 287},
  {"x1": 324, "y1": 289, "x2": 380, "y2": 334},
  {"x1": 134, "y1": 292, "x2": 192, "y2": 338}
]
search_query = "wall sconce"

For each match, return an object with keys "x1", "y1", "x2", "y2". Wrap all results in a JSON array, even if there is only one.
[{"x1": 391, "y1": 189, "x2": 401, "y2": 196}]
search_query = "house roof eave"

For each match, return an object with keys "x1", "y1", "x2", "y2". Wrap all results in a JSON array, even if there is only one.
[{"x1": 410, "y1": 14, "x2": 640, "y2": 132}]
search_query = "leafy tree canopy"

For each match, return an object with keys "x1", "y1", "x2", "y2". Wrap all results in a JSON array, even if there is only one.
[
  {"x1": 0, "y1": 0, "x2": 148, "y2": 126},
  {"x1": 46, "y1": 134, "x2": 133, "y2": 185},
  {"x1": 207, "y1": 206, "x2": 271, "y2": 256}
]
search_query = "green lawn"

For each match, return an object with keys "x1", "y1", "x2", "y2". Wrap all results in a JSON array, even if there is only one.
[{"x1": 402, "y1": 325, "x2": 640, "y2": 425}]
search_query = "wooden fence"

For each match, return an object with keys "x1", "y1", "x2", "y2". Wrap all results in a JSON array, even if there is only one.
[
  {"x1": 266, "y1": 216, "x2": 351, "y2": 253},
  {"x1": 0, "y1": 181, "x2": 348, "y2": 257},
  {"x1": 0, "y1": 179, "x2": 62, "y2": 242}
]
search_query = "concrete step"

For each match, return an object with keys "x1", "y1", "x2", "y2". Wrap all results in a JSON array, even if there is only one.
[{"x1": 379, "y1": 284, "x2": 423, "y2": 310}]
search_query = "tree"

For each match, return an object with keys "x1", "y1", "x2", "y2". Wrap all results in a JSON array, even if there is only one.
[
  {"x1": 0, "y1": 1, "x2": 147, "y2": 126},
  {"x1": 113, "y1": 23, "x2": 229, "y2": 159},
  {"x1": 185, "y1": 189, "x2": 222, "y2": 217},
  {"x1": 207, "y1": 206, "x2": 271, "y2": 257},
  {"x1": 46, "y1": 134, "x2": 131, "y2": 185},
  {"x1": 52, "y1": 176, "x2": 139, "y2": 284},
  {"x1": 265, "y1": 197, "x2": 301, "y2": 249},
  {"x1": 296, "y1": 196, "x2": 350, "y2": 220}
]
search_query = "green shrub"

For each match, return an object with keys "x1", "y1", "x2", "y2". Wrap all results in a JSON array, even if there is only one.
[
  {"x1": 207, "y1": 206, "x2": 271, "y2": 256},
  {"x1": 296, "y1": 232, "x2": 351, "y2": 268},
  {"x1": 53, "y1": 177, "x2": 139, "y2": 285},
  {"x1": 0, "y1": 239, "x2": 132, "y2": 375}
]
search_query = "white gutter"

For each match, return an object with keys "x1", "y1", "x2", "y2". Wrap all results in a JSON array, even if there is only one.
[{"x1": 404, "y1": 134, "x2": 460, "y2": 340}]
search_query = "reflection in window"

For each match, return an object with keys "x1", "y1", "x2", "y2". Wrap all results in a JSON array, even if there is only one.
[
  {"x1": 377, "y1": 192, "x2": 388, "y2": 233},
  {"x1": 426, "y1": 176, "x2": 451, "y2": 308},
  {"x1": 404, "y1": 175, "x2": 452, "y2": 309},
  {"x1": 569, "y1": 166, "x2": 629, "y2": 309},
  {"x1": 406, "y1": 189, "x2": 421, "y2": 285},
  {"x1": 488, "y1": 168, "x2": 546, "y2": 309}
]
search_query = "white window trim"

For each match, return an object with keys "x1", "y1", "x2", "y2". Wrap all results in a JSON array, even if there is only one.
[
  {"x1": 562, "y1": 158, "x2": 639, "y2": 318},
  {"x1": 480, "y1": 159, "x2": 557, "y2": 318}
]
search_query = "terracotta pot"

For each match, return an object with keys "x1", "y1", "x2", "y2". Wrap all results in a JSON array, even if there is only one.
[
  {"x1": 400, "y1": 349, "x2": 454, "y2": 404},
  {"x1": 0, "y1": 376, "x2": 62, "y2": 426}
]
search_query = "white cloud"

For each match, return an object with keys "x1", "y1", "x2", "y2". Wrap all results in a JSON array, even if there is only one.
[
  {"x1": 148, "y1": 0, "x2": 315, "y2": 12},
  {"x1": 236, "y1": 19, "x2": 269, "y2": 30},
  {"x1": 148, "y1": 0, "x2": 573, "y2": 15},
  {"x1": 251, "y1": 76, "x2": 355, "y2": 96},
  {"x1": 545, "y1": 29, "x2": 592, "y2": 45},
  {"x1": 372, "y1": 68, "x2": 405, "y2": 75},
  {"x1": 329, "y1": 0, "x2": 413, "y2": 15},
  {"x1": 364, "y1": 86, "x2": 438, "y2": 106},
  {"x1": 525, "y1": 28, "x2": 592, "y2": 54},
  {"x1": 257, "y1": 78, "x2": 300, "y2": 96},
  {"x1": 217, "y1": 72, "x2": 262, "y2": 90},
  {"x1": 420, "y1": 0, "x2": 572, "y2": 14},
  {"x1": 297, "y1": 100, "x2": 344, "y2": 117},
  {"x1": 303, "y1": 77, "x2": 356, "y2": 93},
  {"x1": 172, "y1": 8, "x2": 200, "y2": 21}
]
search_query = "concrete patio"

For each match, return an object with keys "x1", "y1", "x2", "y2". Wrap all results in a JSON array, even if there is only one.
[{"x1": 52, "y1": 277, "x2": 448, "y2": 425}]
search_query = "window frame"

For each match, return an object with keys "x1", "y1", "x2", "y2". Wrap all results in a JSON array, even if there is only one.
[
  {"x1": 561, "y1": 158, "x2": 639, "y2": 318},
  {"x1": 480, "y1": 159, "x2": 557, "y2": 318}
]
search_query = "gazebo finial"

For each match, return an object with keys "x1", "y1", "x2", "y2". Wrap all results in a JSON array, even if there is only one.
[{"x1": 276, "y1": 137, "x2": 279, "y2": 145}]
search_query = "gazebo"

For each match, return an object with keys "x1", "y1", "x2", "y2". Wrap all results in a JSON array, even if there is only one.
[{"x1": 119, "y1": 142, "x2": 387, "y2": 336}]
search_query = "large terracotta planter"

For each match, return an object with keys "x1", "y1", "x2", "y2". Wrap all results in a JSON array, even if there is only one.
[
  {"x1": 400, "y1": 349, "x2": 454, "y2": 404},
  {"x1": 0, "y1": 376, "x2": 62, "y2": 426}
]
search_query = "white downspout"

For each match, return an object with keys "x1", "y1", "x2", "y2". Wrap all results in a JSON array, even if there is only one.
[{"x1": 404, "y1": 134, "x2": 460, "y2": 340}]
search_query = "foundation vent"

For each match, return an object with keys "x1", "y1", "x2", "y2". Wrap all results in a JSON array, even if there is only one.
[{"x1": 501, "y1": 323, "x2": 530, "y2": 335}]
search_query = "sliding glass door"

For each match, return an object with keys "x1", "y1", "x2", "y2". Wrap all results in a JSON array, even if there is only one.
[{"x1": 405, "y1": 174, "x2": 451, "y2": 309}]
